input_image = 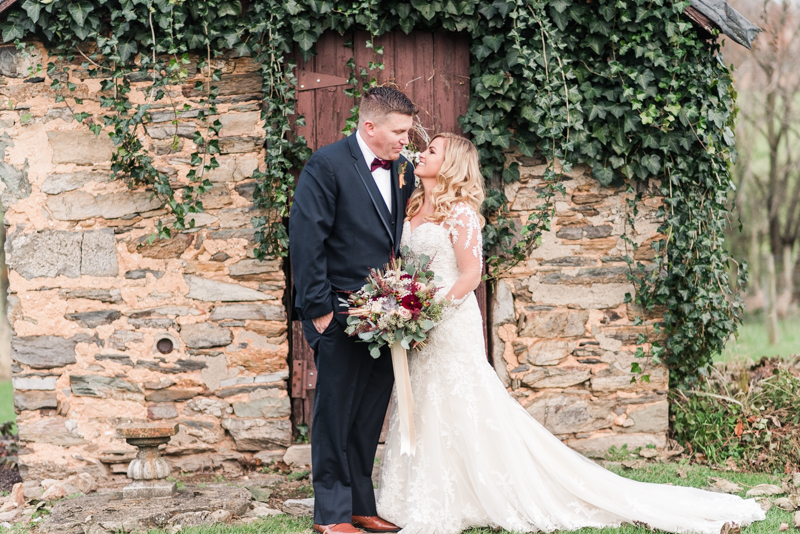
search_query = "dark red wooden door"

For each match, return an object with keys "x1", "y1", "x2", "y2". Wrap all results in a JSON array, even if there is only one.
[
  {"x1": 293, "y1": 31, "x2": 470, "y2": 148},
  {"x1": 289, "y1": 30, "x2": 475, "y2": 432}
]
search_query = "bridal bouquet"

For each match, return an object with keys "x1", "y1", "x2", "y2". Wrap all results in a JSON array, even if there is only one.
[
  {"x1": 341, "y1": 248, "x2": 448, "y2": 456},
  {"x1": 341, "y1": 248, "x2": 449, "y2": 359}
]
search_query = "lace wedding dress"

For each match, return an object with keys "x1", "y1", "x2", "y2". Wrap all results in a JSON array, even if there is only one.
[{"x1": 376, "y1": 203, "x2": 765, "y2": 534}]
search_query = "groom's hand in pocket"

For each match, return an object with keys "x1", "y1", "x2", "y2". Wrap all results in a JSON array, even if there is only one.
[{"x1": 312, "y1": 311, "x2": 334, "y2": 334}]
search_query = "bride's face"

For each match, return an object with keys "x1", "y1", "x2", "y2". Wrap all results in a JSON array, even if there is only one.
[{"x1": 414, "y1": 137, "x2": 447, "y2": 179}]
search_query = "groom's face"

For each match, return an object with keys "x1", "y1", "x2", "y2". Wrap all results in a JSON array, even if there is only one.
[{"x1": 362, "y1": 112, "x2": 414, "y2": 161}]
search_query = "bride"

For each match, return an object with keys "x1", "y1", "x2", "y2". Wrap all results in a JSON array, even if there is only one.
[{"x1": 375, "y1": 133, "x2": 766, "y2": 534}]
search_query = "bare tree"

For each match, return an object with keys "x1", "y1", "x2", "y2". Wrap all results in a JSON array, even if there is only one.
[{"x1": 726, "y1": 0, "x2": 800, "y2": 330}]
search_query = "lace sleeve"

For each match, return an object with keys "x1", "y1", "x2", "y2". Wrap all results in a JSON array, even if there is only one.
[{"x1": 442, "y1": 203, "x2": 483, "y2": 303}]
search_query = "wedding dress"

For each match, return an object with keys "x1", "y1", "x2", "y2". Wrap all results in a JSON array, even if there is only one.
[{"x1": 376, "y1": 202, "x2": 765, "y2": 534}]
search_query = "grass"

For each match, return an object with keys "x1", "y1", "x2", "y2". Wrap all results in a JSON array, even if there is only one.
[
  {"x1": 143, "y1": 516, "x2": 314, "y2": 534},
  {"x1": 135, "y1": 463, "x2": 789, "y2": 534},
  {"x1": 0, "y1": 380, "x2": 14, "y2": 424},
  {"x1": 719, "y1": 312, "x2": 800, "y2": 362}
]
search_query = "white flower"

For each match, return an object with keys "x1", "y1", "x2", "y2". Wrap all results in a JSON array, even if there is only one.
[
  {"x1": 378, "y1": 314, "x2": 393, "y2": 330},
  {"x1": 397, "y1": 307, "x2": 412, "y2": 320}
]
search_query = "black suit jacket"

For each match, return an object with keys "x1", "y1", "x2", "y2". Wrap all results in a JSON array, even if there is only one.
[{"x1": 289, "y1": 133, "x2": 417, "y2": 321}]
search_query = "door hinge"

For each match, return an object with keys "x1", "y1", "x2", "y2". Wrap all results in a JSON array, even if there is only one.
[
  {"x1": 297, "y1": 71, "x2": 352, "y2": 92},
  {"x1": 291, "y1": 359, "x2": 318, "y2": 398}
]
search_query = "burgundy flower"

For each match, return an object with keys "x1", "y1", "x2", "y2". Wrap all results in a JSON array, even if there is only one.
[{"x1": 401, "y1": 294, "x2": 423, "y2": 313}]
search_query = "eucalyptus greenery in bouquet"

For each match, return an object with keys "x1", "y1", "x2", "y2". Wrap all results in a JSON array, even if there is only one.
[{"x1": 341, "y1": 247, "x2": 450, "y2": 358}]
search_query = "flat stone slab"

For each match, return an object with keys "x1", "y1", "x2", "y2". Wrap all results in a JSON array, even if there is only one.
[
  {"x1": 283, "y1": 444, "x2": 312, "y2": 466},
  {"x1": 39, "y1": 486, "x2": 251, "y2": 534},
  {"x1": 245, "y1": 503, "x2": 282, "y2": 520},
  {"x1": 116, "y1": 422, "x2": 179, "y2": 439},
  {"x1": 123, "y1": 480, "x2": 177, "y2": 500},
  {"x1": 282, "y1": 497, "x2": 314, "y2": 517}
]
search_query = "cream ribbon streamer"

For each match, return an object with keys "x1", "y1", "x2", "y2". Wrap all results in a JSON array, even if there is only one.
[{"x1": 390, "y1": 342, "x2": 416, "y2": 456}]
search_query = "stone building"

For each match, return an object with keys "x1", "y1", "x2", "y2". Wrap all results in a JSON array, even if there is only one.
[{"x1": 0, "y1": 0, "x2": 758, "y2": 483}]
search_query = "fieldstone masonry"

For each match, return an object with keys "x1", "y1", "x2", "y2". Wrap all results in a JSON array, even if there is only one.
[
  {"x1": 0, "y1": 41, "x2": 667, "y2": 485},
  {"x1": 491, "y1": 157, "x2": 668, "y2": 457}
]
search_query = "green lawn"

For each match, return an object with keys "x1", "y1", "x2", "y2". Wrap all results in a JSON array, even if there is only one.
[
  {"x1": 141, "y1": 463, "x2": 789, "y2": 534},
  {"x1": 0, "y1": 380, "x2": 13, "y2": 424},
  {"x1": 719, "y1": 312, "x2": 800, "y2": 362}
]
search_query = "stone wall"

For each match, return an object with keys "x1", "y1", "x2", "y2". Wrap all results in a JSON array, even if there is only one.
[
  {"x1": 0, "y1": 40, "x2": 669, "y2": 484},
  {"x1": 0, "y1": 42, "x2": 291, "y2": 481},
  {"x1": 491, "y1": 156, "x2": 668, "y2": 457}
]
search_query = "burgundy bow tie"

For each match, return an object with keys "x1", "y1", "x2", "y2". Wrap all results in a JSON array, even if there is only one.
[{"x1": 370, "y1": 157, "x2": 391, "y2": 172}]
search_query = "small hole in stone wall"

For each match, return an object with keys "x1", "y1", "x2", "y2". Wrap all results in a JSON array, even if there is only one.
[{"x1": 156, "y1": 338, "x2": 174, "y2": 355}]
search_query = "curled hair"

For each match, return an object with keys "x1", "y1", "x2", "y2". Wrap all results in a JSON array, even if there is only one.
[
  {"x1": 405, "y1": 133, "x2": 485, "y2": 228},
  {"x1": 358, "y1": 86, "x2": 418, "y2": 126}
]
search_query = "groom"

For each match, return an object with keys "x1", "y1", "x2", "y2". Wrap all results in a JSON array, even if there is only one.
[{"x1": 289, "y1": 87, "x2": 418, "y2": 534}]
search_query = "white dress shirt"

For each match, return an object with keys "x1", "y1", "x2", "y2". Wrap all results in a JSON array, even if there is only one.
[{"x1": 356, "y1": 130, "x2": 392, "y2": 213}]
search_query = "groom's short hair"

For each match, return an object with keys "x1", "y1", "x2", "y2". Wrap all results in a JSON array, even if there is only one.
[{"x1": 358, "y1": 86, "x2": 418, "y2": 127}]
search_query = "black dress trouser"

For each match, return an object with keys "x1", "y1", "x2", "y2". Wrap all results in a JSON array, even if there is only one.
[{"x1": 301, "y1": 292, "x2": 395, "y2": 525}]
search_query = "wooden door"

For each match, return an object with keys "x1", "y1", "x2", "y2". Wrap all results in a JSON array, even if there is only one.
[{"x1": 288, "y1": 30, "x2": 476, "y2": 432}]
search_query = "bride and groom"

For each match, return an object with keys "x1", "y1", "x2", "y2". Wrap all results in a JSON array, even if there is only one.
[{"x1": 289, "y1": 86, "x2": 765, "y2": 534}]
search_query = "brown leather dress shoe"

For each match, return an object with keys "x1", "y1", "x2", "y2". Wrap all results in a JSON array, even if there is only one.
[
  {"x1": 352, "y1": 515, "x2": 401, "y2": 533},
  {"x1": 313, "y1": 524, "x2": 364, "y2": 534}
]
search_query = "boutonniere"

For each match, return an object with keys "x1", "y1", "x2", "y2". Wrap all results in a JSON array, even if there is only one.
[
  {"x1": 399, "y1": 146, "x2": 421, "y2": 189},
  {"x1": 398, "y1": 161, "x2": 408, "y2": 188}
]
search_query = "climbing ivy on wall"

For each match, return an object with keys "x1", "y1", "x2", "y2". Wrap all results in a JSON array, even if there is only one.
[{"x1": 0, "y1": 0, "x2": 745, "y2": 386}]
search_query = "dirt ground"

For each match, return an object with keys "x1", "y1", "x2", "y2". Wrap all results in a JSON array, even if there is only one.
[
  {"x1": 0, "y1": 465, "x2": 21, "y2": 492},
  {"x1": 172, "y1": 459, "x2": 314, "y2": 511}
]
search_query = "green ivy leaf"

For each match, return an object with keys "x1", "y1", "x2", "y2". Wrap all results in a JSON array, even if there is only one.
[
  {"x1": 67, "y1": 2, "x2": 94, "y2": 26},
  {"x1": 585, "y1": 35, "x2": 607, "y2": 55},
  {"x1": 637, "y1": 69, "x2": 656, "y2": 90},
  {"x1": 295, "y1": 31, "x2": 316, "y2": 51},
  {"x1": 641, "y1": 131, "x2": 659, "y2": 149},
  {"x1": 641, "y1": 153, "x2": 661, "y2": 176},
  {"x1": 218, "y1": 1, "x2": 241, "y2": 17},
  {"x1": 415, "y1": 3, "x2": 436, "y2": 20},
  {"x1": 21, "y1": 0, "x2": 41, "y2": 23},
  {"x1": 118, "y1": 40, "x2": 138, "y2": 62},
  {"x1": 482, "y1": 34, "x2": 503, "y2": 53},
  {"x1": 592, "y1": 163, "x2": 615, "y2": 186},
  {"x1": 549, "y1": 7, "x2": 569, "y2": 30},
  {"x1": 588, "y1": 103, "x2": 607, "y2": 121},
  {"x1": 502, "y1": 162, "x2": 519, "y2": 183},
  {"x1": 598, "y1": 4, "x2": 615, "y2": 21},
  {"x1": 722, "y1": 126, "x2": 735, "y2": 147},
  {"x1": 285, "y1": 0, "x2": 301, "y2": 15}
]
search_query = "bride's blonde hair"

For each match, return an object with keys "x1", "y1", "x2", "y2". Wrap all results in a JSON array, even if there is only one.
[{"x1": 405, "y1": 133, "x2": 485, "y2": 227}]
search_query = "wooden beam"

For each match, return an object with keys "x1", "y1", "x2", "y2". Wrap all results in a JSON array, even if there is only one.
[
  {"x1": 684, "y1": 5, "x2": 718, "y2": 36},
  {"x1": 0, "y1": 0, "x2": 18, "y2": 16}
]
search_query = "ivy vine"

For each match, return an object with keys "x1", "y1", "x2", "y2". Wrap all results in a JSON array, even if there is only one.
[{"x1": 1, "y1": 0, "x2": 744, "y2": 385}]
